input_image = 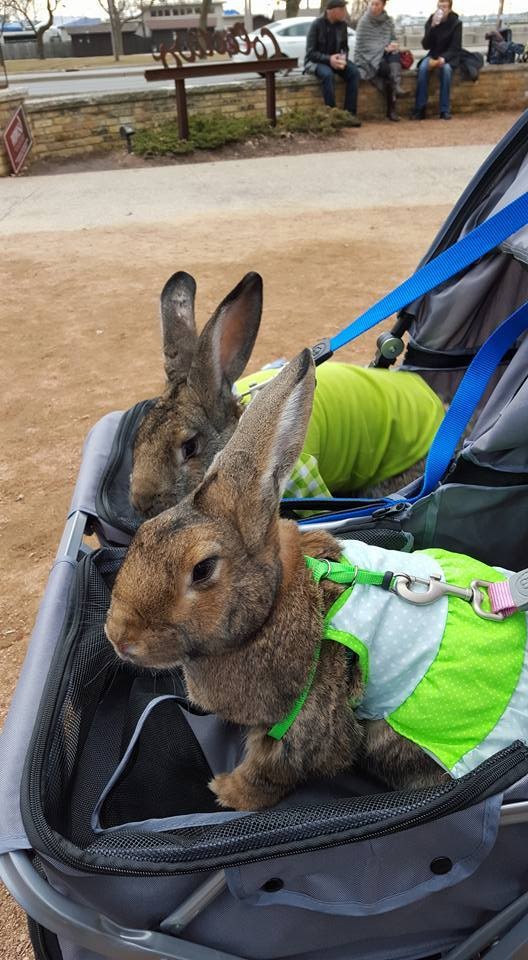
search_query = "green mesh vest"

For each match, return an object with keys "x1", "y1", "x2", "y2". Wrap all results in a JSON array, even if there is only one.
[
  {"x1": 234, "y1": 363, "x2": 445, "y2": 498},
  {"x1": 270, "y1": 540, "x2": 528, "y2": 779}
]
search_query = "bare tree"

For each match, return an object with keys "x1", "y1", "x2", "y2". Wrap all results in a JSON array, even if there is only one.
[
  {"x1": 3, "y1": 0, "x2": 60, "y2": 58},
  {"x1": 285, "y1": 0, "x2": 301, "y2": 17},
  {"x1": 199, "y1": 0, "x2": 210, "y2": 33},
  {"x1": 0, "y1": 4, "x2": 7, "y2": 86},
  {"x1": 97, "y1": 0, "x2": 141, "y2": 60},
  {"x1": 348, "y1": 0, "x2": 368, "y2": 27}
]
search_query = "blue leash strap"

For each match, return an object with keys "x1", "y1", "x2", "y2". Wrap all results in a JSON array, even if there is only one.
[
  {"x1": 410, "y1": 298, "x2": 528, "y2": 501},
  {"x1": 310, "y1": 192, "x2": 528, "y2": 362}
]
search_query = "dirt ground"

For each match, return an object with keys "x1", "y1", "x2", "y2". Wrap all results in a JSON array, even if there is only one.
[{"x1": 0, "y1": 110, "x2": 520, "y2": 957}]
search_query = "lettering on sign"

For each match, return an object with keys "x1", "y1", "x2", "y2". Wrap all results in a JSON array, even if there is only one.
[
  {"x1": 153, "y1": 24, "x2": 284, "y2": 69},
  {"x1": 3, "y1": 105, "x2": 32, "y2": 175}
]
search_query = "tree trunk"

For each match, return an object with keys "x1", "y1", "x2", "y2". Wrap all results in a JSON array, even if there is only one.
[
  {"x1": 243, "y1": 0, "x2": 251, "y2": 33},
  {"x1": 107, "y1": 0, "x2": 122, "y2": 60},
  {"x1": 495, "y1": 0, "x2": 504, "y2": 31},
  {"x1": 349, "y1": 0, "x2": 368, "y2": 27},
  {"x1": 36, "y1": 29, "x2": 46, "y2": 58},
  {"x1": 35, "y1": 1, "x2": 56, "y2": 60},
  {"x1": 199, "y1": 0, "x2": 210, "y2": 33},
  {"x1": 285, "y1": 0, "x2": 300, "y2": 17}
]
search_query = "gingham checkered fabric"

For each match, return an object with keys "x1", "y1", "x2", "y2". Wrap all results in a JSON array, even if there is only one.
[{"x1": 282, "y1": 452, "x2": 331, "y2": 499}]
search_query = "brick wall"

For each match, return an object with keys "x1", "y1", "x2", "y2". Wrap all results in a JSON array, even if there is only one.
[{"x1": 1, "y1": 62, "x2": 526, "y2": 174}]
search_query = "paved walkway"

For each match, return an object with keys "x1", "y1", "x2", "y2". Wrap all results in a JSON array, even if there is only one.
[{"x1": 0, "y1": 144, "x2": 491, "y2": 235}]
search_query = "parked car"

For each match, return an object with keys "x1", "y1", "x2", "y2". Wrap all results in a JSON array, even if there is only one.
[{"x1": 231, "y1": 17, "x2": 356, "y2": 66}]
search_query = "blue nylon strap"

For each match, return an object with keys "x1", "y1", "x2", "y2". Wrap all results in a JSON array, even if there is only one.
[
  {"x1": 329, "y1": 192, "x2": 528, "y2": 353},
  {"x1": 410, "y1": 298, "x2": 528, "y2": 501},
  {"x1": 293, "y1": 192, "x2": 528, "y2": 526}
]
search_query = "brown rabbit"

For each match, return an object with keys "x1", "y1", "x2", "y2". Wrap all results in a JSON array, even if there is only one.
[
  {"x1": 107, "y1": 349, "x2": 451, "y2": 811},
  {"x1": 130, "y1": 270, "x2": 263, "y2": 518},
  {"x1": 130, "y1": 271, "x2": 444, "y2": 519}
]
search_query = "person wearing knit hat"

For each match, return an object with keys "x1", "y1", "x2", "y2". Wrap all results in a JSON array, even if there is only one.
[{"x1": 304, "y1": 0, "x2": 362, "y2": 125}]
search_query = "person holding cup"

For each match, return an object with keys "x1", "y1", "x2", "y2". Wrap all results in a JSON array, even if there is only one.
[
  {"x1": 411, "y1": 0, "x2": 462, "y2": 120},
  {"x1": 304, "y1": 0, "x2": 362, "y2": 126}
]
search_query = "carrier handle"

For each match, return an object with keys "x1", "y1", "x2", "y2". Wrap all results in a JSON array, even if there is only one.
[{"x1": 410, "y1": 297, "x2": 528, "y2": 501}]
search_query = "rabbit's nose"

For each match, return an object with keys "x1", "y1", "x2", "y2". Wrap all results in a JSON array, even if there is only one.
[{"x1": 104, "y1": 623, "x2": 134, "y2": 657}]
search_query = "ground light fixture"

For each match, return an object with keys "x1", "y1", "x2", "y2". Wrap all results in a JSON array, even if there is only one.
[{"x1": 119, "y1": 124, "x2": 135, "y2": 153}]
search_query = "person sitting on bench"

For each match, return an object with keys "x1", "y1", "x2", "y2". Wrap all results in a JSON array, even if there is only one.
[{"x1": 304, "y1": 0, "x2": 362, "y2": 127}]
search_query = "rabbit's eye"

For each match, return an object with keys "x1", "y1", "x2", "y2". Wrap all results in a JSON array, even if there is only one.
[
  {"x1": 192, "y1": 557, "x2": 217, "y2": 584},
  {"x1": 181, "y1": 436, "x2": 198, "y2": 461}
]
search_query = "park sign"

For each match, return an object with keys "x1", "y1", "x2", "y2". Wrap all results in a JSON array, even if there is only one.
[
  {"x1": 153, "y1": 22, "x2": 285, "y2": 69},
  {"x1": 3, "y1": 105, "x2": 32, "y2": 175}
]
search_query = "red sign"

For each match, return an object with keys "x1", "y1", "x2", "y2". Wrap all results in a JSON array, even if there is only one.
[{"x1": 3, "y1": 105, "x2": 32, "y2": 175}]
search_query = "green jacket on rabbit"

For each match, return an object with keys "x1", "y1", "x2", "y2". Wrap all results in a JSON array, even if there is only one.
[
  {"x1": 234, "y1": 364, "x2": 445, "y2": 499},
  {"x1": 269, "y1": 540, "x2": 528, "y2": 779}
]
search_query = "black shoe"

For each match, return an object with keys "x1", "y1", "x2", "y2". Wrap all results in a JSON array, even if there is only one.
[
  {"x1": 410, "y1": 107, "x2": 426, "y2": 120},
  {"x1": 387, "y1": 109, "x2": 400, "y2": 122},
  {"x1": 439, "y1": 111, "x2": 452, "y2": 120},
  {"x1": 347, "y1": 113, "x2": 362, "y2": 127}
]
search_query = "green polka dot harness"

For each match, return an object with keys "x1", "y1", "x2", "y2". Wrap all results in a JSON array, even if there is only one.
[{"x1": 268, "y1": 541, "x2": 528, "y2": 779}]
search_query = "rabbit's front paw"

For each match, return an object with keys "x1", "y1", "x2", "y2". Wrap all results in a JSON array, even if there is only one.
[{"x1": 209, "y1": 771, "x2": 280, "y2": 811}]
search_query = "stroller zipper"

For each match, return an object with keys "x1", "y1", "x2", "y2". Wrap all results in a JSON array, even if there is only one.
[
  {"x1": 96, "y1": 399, "x2": 154, "y2": 536},
  {"x1": 25, "y1": 741, "x2": 528, "y2": 878}
]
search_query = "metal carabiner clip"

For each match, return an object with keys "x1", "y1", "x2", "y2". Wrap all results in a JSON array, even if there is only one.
[
  {"x1": 391, "y1": 573, "x2": 505, "y2": 621},
  {"x1": 391, "y1": 573, "x2": 473, "y2": 605}
]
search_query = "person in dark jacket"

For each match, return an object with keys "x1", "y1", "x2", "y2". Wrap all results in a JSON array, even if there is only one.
[
  {"x1": 304, "y1": 0, "x2": 361, "y2": 126},
  {"x1": 411, "y1": 0, "x2": 462, "y2": 120}
]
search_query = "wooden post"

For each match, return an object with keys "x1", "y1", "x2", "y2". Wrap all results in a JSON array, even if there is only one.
[
  {"x1": 265, "y1": 72, "x2": 276, "y2": 126},
  {"x1": 144, "y1": 59, "x2": 297, "y2": 140},
  {"x1": 174, "y1": 77, "x2": 189, "y2": 140}
]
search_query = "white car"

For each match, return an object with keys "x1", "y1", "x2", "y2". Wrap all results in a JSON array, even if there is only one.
[{"x1": 231, "y1": 17, "x2": 356, "y2": 66}]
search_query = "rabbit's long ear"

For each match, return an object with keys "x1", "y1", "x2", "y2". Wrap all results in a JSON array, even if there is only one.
[
  {"x1": 187, "y1": 272, "x2": 262, "y2": 413},
  {"x1": 198, "y1": 349, "x2": 315, "y2": 550},
  {"x1": 160, "y1": 272, "x2": 198, "y2": 383}
]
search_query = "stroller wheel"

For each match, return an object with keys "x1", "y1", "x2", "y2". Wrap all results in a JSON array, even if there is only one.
[{"x1": 27, "y1": 917, "x2": 63, "y2": 960}]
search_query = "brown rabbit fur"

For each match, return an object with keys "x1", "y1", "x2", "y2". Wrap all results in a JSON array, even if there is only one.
[
  {"x1": 131, "y1": 271, "x2": 263, "y2": 517},
  {"x1": 106, "y1": 349, "x2": 445, "y2": 811},
  {"x1": 130, "y1": 271, "x2": 425, "y2": 519}
]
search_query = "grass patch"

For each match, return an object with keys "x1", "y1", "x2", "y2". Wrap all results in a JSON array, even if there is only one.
[
  {"x1": 278, "y1": 106, "x2": 357, "y2": 135},
  {"x1": 133, "y1": 107, "x2": 356, "y2": 156}
]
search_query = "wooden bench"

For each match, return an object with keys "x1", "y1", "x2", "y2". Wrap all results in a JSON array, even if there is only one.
[{"x1": 144, "y1": 58, "x2": 298, "y2": 140}]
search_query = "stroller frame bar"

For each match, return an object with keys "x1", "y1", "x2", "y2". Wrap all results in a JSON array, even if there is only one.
[
  {"x1": 0, "y1": 852, "x2": 244, "y2": 960},
  {"x1": 442, "y1": 888, "x2": 528, "y2": 960},
  {"x1": 160, "y1": 871, "x2": 227, "y2": 935},
  {"x1": 3, "y1": 847, "x2": 528, "y2": 960},
  {"x1": 56, "y1": 510, "x2": 91, "y2": 563}
]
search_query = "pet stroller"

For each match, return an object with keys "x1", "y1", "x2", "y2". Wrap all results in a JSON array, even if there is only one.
[{"x1": 2, "y1": 112, "x2": 528, "y2": 960}]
